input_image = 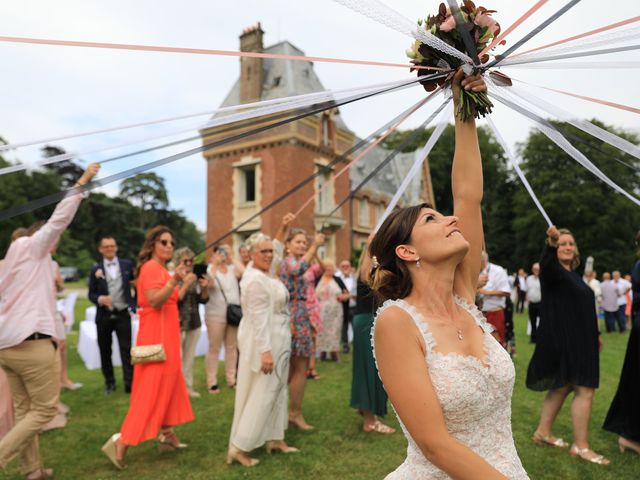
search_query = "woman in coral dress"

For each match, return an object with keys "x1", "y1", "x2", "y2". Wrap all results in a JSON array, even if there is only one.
[{"x1": 102, "y1": 226, "x2": 194, "y2": 469}]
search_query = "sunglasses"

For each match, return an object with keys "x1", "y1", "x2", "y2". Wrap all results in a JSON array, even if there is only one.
[
  {"x1": 258, "y1": 249, "x2": 274, "y2": 255},
  {"x1": 158, "y1": 239, "x2": 175, "y2": 247}
]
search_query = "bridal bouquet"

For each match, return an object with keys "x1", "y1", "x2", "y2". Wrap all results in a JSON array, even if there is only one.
[{"x1": 406, "y1": 1, "x2": 503, "y2": 121}]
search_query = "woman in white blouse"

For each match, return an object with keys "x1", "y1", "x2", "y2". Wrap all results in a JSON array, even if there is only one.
[
  {"x1": 227, "y1": 232, "x2": 298, "y2": 467},
  {"x1": 205, "y1": 244, "x2": 244, "y2": 393}
]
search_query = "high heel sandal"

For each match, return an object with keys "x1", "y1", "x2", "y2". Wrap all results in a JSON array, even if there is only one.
[
  {"x1": 265, "y1": 440, "x2": 300, "y2": 454},
  {"x1": 531, "y1": 431, "x2": 569, "y2": 448},
  {"x1": 619, "y1": 436, "x2": 640, "y2": 455},
  {"x1": 363, "y1": 420, "x2": 396, "y2": 434},
  {"x1": 24, "y1": 468, "x2": 54, "y2": 480},
  {"x1": 288, "y1": 416, "x2": 314, "y2": 431},
  {"x1": 569, "y1": 444, "x2": 610, "y2": 465},
  {"x1": 101, "y1": 433, "x2": 126, "y2": 470},
  {"x1": 157, "y1": 431, "x2": 188, "y2": 452},
  {"x1": 226, "y1": 445, "x2": 259, "y2": 467}
]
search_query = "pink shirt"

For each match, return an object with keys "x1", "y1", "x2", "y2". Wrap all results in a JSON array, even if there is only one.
[{"x1": 0, "y1": 192, "x2": 83, "y2": 349}]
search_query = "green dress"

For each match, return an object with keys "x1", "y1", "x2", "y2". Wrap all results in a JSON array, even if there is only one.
[{"x1": 350, "y1": 281, "x2": 388, "y2": 417}]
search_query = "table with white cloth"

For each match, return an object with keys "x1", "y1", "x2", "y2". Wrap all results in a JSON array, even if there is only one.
[{"x1": 77, "y1": 305, "x2": 216, "y2": 370}]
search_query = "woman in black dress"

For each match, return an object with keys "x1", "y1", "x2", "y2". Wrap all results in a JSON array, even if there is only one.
[
  {"x1": 526, "y1": 226, "x2": 609, "y2": 465},
  {"x1": 602, "y1": 231, "x2": 640, "y2": 454}
]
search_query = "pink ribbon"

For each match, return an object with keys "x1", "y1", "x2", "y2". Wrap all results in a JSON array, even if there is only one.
[
  {"x1": 0, "y1": 35, "x2": 446, "y2": 72},
  {"x1": 509, "y1": 15, "x2": 640, "y2": 59},
  {"x1": 479, "y1": 0, "x2": 550, "y2": 58}
]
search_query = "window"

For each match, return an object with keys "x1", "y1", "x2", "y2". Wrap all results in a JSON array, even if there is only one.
[
  {"x1": 322, "y1": 115, "x2": 330, "y2": 147},
  {"x1": 316, "y1": 166, "x2": 333, "y2": 213},
  {"x1": 359, "y1": 198, "x2": 370, "y2": 226},
  {"x1": 377, "y1": 203, "x2": 386, "y2": 223},
  {"x1": 243, "y1": 167, "x2": 256, "y2": 203}
]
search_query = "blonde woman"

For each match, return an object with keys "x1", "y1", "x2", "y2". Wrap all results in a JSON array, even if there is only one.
[{"x1": 227, "y1": 233, "x2": 298, "y2": 467}]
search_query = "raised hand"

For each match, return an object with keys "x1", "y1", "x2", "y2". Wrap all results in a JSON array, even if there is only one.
[{"x1": 77, "y1": 163, "x2": 100, "y2": 185}]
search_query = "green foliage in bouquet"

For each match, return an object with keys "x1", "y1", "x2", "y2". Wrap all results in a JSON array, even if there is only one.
[{"x1": 407, "y1": 1, "x2": 505, "y2": 121}]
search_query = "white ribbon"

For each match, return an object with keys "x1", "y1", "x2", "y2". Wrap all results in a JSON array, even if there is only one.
[
  {"x1": 485, "y1": 117, "x2": 552, "y2": 226},
  {"x1": 505, "y1": 84, "x2": 640, "y2": 161},
  {"x1": 489, "y1": 87, "x2": 640, "y2": 207},
  {"x1": 0, "y1": 76, "x2": 424, "y2": 176},
  {"x1": 332, "y1": 0, "x2": 472, "y2": 64},
  {"x1": 374, "y1": 101, "x2": 452, "y2": 232}
]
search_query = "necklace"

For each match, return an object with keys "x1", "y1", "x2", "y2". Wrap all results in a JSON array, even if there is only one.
[{"x1": 456, "y1": 328, "x2": 463, "y2": 341}]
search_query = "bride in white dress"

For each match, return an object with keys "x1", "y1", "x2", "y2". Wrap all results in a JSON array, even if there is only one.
[{"x1": 369, "y1": 70, "x2": 529, "y2": 479}]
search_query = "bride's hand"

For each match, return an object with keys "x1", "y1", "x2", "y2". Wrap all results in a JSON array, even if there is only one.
[{"x1": 451, "y1": 69, "x2": 487, "y2": 105}]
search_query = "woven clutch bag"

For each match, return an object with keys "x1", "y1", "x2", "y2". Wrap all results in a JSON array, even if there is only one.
[{"x1": 130, "y1": 344, "x2": 166, "y2": 365}]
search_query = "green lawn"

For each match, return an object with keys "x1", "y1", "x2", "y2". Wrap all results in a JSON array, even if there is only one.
[{"x1": 1, "y1": 311, "x2": 637, "y2": 479}]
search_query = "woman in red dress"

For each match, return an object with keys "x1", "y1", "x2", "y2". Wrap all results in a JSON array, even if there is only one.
[{"x1": 102, "y1": 226, "x2": 194, "y2": 469}]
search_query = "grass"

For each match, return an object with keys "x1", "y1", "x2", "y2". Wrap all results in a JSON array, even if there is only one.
[{"x1": 1, "y1": 309, "x2": 638, "y2": 479}]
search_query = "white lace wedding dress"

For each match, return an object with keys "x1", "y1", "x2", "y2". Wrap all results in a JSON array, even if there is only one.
[{"x1": 373, "y1": 296, "x2": 529, "y2": 479}]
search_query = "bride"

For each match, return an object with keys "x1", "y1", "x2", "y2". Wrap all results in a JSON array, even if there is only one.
[{"x1": 369, "y1": 70, "x2": 529, "y2": 479}]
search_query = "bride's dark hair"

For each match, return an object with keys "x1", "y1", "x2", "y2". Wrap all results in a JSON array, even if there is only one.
[{"x1": 369, "y1": 203, "x2": 432, "y2": 302}]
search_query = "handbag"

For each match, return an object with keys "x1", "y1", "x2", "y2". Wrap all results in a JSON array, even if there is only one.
[
  {"x1": 131, "y1": 308, "x2": 166, "y2": 365},
  {"x1": 215, "y1": 276, "x2": 243, "y2": 327}
]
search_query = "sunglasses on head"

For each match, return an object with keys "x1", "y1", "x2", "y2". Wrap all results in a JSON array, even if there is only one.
[{"x1": 159, "y1": 239, "x2": 175, "y2": 247}]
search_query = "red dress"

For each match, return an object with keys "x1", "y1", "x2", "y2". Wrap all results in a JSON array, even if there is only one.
[{"x1": 120, "y1": 260, "x2": 194, "y2": 446}]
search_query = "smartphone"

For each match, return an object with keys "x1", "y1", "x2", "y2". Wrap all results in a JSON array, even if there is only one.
[{"x1": 193, "y1": 263, "x2": 208, "y2": 279}]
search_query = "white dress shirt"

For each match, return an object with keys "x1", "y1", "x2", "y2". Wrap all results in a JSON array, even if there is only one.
[
  {"x1": 525, "y1": 275, "x2": 541, "y2": 303},
  {"x1": 482, "y1": 263, "x2": 511, "y2": 311}
]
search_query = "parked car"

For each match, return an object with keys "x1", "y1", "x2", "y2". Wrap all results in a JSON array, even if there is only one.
[{"x1": 59, "y1": 266, "x2": 80, "y2": 282}]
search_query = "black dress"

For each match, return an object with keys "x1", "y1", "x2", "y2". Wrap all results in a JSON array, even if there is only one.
[
  {"x1": 526, "y1": 244, "x2": 599, "y2": 391},
  {"x1": 602, "y1": 260, "x2": 640, "y2": 441}
]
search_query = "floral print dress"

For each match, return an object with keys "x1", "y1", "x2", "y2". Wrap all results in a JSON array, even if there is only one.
[{"x1": 280, "y1": 256, "x2": 321, "y2": 357}]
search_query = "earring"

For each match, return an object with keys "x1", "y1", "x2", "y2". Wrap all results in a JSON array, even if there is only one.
[{"x1": 416, "y1": 259, "x2": 421, "y2": 268}]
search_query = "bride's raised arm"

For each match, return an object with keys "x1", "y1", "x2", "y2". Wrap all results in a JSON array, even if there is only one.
[{"x1": 450, "y1": 69, "x2": 487, "y2": 302}]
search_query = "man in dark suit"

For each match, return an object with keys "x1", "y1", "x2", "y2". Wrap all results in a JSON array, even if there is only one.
[{"x1": 88, "y1": 236, "x2": 136, "y2": 394}]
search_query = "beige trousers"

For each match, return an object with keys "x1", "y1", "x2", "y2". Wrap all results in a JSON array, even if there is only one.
[
  {"x1": 180, "y1": 328, "x2": 201, "y2": 391},
  {"x1": 0, "y1": 339, "x2": 60, "y2": 475},
  {"x1": 205, "y1": 317, "x2": 238, "y2": 388}
]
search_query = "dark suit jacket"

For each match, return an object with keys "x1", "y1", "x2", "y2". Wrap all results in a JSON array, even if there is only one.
[{"x1": 88, "y1": 258, "x2": 136, "y2": 321}]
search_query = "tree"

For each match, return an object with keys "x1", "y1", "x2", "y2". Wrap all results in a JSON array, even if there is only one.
[
  {"x1": 512, "y1": 120, "x2": 640, "y2": 274},
  {"x1": 383, "y1": 124, "x2": 517, "y2": 269},
  {"x1": 1, "y1": 150, "x2": 204, "y2": 274},
  {"x1": 42, "y1": 145, "x2": 84, "y2": 188},
  {"x1": 119, "y1": 173, "x2": 169, "y2": 229}
]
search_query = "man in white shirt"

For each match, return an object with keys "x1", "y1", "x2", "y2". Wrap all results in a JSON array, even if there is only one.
[
  {"x1": 525, "y1": 263, "x2": 542, "y2": 343},
  {"x1": 600, "y1": 272, "x2": 619, "y2": 333},
  {"x1": 478, "y1": 253, "x2": 511, "y2": 348},
  {"x1": 0, "y1": 164, "x2": 99, "y2": 479},
  {"x1": 612, "y1": 270, "x2": 631, "y2": 333},
  {"x1": 336, "y1": 260, "x2": 357, "y2": 354}
]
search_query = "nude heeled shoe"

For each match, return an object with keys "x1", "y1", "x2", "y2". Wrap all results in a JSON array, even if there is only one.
[
  {"x1": 226, "y1": 445, "x2": 259, "y2": 467},
  {"x1": 101, "y1": 433, "x2": 126, "y2": 470},
  {"x1": 265, "y1": 440, "x2": 300, "y2": 454},
  {"x1": 158, "y1": 431, "x2": 188, "y2": 452},
  {"x1": 619, "y1": 436, "x2": 640, "y2": 455}
]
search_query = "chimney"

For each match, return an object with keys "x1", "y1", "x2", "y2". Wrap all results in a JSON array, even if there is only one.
[{"x1": 239, "y1": 22, "x2": 264, "y2": 103}]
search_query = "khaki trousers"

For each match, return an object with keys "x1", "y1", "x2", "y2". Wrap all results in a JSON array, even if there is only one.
[
  {"x1": 180, "y1": 328, "x2": 201, "y2": 391},
  {"x1": 0, "y1": 339, "x2": 60, "y2": 474},
  {"x1": 205, "y1": 317, "x2": 238, "y2": 388}
]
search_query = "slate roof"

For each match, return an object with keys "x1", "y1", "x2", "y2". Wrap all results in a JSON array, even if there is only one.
[{"x1": 219, "y1": 41, "x2": 350, "y2": 131}]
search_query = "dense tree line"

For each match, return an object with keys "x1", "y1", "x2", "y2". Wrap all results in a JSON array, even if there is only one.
[
  {"x1": 0, "y1": 145, "x2": 204, "y2": 274},
  {"x1": 382, "y1": 120, "x2": 640, "y2": 274}
]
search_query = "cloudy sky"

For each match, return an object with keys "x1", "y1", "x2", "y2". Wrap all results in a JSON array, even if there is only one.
[{"x1": 1, "y1": 0, "x2": 638, "y2": 230}]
